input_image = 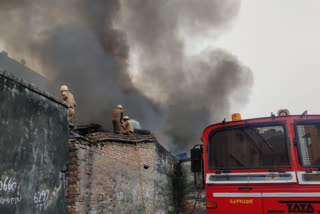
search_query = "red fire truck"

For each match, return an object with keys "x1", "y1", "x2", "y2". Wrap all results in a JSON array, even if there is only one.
[{"x1": 191, "y1": 112, "x2": 320, "y2": 214}]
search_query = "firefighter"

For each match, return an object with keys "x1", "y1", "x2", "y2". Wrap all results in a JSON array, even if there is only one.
[
  {"x1": 112, "y1": 104, "x2": 123, "y2": 134},
  {"x1": 121, "y1": 116, "x2": 134, "y2": 135},
  {"x1": 60, "y1": 85, "x2": 76, "y2": 122}
]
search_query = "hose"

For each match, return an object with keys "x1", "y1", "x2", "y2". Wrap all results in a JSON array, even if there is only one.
[
  {"x1": 135, "y1": 137, "x2": 147, "y2": 214},
  {"x1": 190, "y1": 181, "x2": 203, "y2": 214},
  {"x1": 124, "y1": 125, "x2": 147, "y2": 214}
]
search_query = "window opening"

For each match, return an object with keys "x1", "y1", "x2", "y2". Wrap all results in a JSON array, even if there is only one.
[{"x1": 208, "y1": 124, "x2": 289, "y2": 169}]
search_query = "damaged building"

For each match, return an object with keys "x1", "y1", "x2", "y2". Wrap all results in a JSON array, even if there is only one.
[
  {"x1": 66, "y1": 132, "x2": 176, "y2": 214},
  {"x1": 0, "y1": 70, "x2": 202, "y2": 214}
]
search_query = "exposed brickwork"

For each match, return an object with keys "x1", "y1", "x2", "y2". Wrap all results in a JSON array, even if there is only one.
[{"x1": 66, "y1": 132, "x2": 176, "y2": 214}]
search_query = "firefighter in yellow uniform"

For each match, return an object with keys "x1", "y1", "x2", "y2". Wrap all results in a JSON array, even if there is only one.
[
  {"x1": 121, "y1": 116, "x2": 134, "y2": 135},
  {"x1": 112, "y1": 105, "x2": 123, "y2": 134},
  {"x1": 60, "y1": 85, "x2": 76, "y2": 122}
]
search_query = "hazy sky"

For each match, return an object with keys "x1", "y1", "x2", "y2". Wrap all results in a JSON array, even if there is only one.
[{"x1": 214, "y1": 0, "x2": 320, "y2": 119}]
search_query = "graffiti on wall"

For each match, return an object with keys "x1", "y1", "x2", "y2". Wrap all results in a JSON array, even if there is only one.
[
  {"x1": 0, "y1": 177, "x2": 21, "y2": 206},
  {"x1": 34, "y1": 190, "x2": 50, "y2": 211},
  {"x1": 0, "y1": 174, "x2": 64, "y2": 213}
]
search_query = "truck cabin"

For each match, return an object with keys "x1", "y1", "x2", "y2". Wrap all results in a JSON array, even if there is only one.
[{"x1": 192, "y1": 113, "x2": 320, "y2": 214}]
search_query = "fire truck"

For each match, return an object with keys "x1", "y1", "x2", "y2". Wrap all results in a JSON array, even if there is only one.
[{"x1": 191, "y1": 111, "x2": 320, "y2": 214}]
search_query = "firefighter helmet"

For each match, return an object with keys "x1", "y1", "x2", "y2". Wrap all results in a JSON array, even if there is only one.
[
  {"x1": 60, "y1": 85, "x2": 69, "y2": 92},
  {"x1": 117, "y1": 104, "x2": 123, "y2": 109}
]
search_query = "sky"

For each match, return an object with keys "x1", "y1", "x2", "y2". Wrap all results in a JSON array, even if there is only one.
[{"x1": 213, "y1": 0, "x2": 320, "y2": 119}]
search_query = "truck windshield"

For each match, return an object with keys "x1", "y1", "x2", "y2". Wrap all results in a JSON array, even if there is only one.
[
  {"x1": 296, "y1": 122, "x2": 320, "y2": 167},
  {"x1": 208, "y1": 124, "x2": 290, "y2": 169}
]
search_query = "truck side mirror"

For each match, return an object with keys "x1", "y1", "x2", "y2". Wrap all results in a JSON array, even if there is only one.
[{"x1": 191, "y1": 146, "x2": 203, "y2": 172}]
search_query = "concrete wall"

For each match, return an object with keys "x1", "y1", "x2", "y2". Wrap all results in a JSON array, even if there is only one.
[
  {"x1": 175, "y1": 160, "x2": 206, "y2": 214},
  {"x1": 66, "y1": 133, "x2": 176, "y2": 214},
  {"x1": 0, "y1": 70, "x2": 69, "y2": 214},
  {"x1": 153, "y1": 143, "x2": 176, "y2": 212}
]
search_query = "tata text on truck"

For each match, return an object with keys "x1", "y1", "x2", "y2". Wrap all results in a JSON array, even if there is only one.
[{"x1": 191, "y1": 111, "x2": 320, "y2": 214}]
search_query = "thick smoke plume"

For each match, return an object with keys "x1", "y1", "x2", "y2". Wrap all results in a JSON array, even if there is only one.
[
  {"x1": 0, "y1": 0, "x2": 160, "y2": 130},
  {"x1": 0, "y1": 0, "x2": 253, "y2": 153},
  {"x1": 116, "y1": 0, "x2": 253, "y2": 152}
]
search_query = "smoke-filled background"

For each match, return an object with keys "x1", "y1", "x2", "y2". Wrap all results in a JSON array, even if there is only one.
[{"x1": 0, "y1": 0, "x2": 253, "y2": 153}]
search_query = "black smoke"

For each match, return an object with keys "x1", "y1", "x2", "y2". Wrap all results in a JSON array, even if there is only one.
[
  {"x1": 0, "y1": 0, "x2": 160, "y2": 130},
  {"x1": 116, "y1": 0, "x2": 253, "y2": 152},
  {"x1": 0, "y1": 0, "x2": 253, "y2": 153}
]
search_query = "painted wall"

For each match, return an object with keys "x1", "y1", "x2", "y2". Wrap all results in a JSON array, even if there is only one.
[
  {"x1": 66, "y1": 133, "x2": 176, "y2": 214},
  {"x1": 0, "y1": 70, "x2": 69, "y2": 214}
]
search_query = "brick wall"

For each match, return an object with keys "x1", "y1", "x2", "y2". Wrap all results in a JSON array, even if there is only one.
[{"x1": 66, "y1": 133, "x2": 176, "y2": 214}]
